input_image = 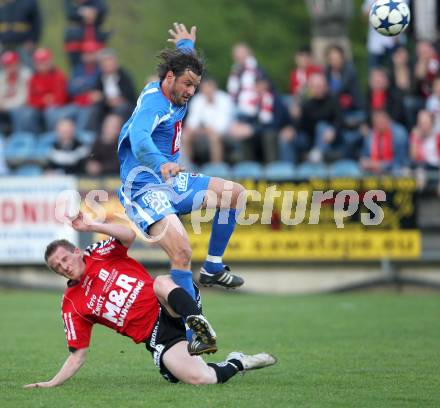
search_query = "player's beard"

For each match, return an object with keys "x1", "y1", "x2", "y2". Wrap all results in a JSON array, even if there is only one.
[{"x1": 171, "y1": 85, "x2": 188, "y2": 106}]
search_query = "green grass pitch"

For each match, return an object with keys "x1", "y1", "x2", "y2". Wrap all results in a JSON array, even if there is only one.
[{"x1": 1, "y1": 289, "x2": 439, "y2": 407}]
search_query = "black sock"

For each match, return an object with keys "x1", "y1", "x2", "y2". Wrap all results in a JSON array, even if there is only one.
[
  {"x1": 208, "y1": 361, "x2": 242, "y2": 384},
  {"x1": 228, "y1": 358, "x2": 244, "y2": 371},
  {"x1": 167, "y1": 287, "x2": 201, "y2": 319}
]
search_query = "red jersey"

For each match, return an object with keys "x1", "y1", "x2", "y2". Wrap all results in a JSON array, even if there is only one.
[
  {"x1": 61, "y1": 238, "x2": 160, "y2": 349},
  {"x1": 289, "y1": 65, "x2": 322, "y2": 96},
  {"x1": 28, "y1": 68, "x2": 68, "y2": 109}
]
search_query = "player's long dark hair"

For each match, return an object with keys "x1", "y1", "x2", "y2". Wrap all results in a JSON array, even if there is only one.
[
  {"x1": 156, "y1": 48, "x2": 204, "y2": 80},
  {"x1": 44, "y1": 239, "x2": 76, "y2": 263}
]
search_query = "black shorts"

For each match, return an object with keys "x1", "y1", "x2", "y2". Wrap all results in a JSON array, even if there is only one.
[
  {"x1": 144, "y1": 284, "x2": 202, "y2": 383},
  {"x1": 145, "y1": 306, "x2": 186, "y2": 383}
]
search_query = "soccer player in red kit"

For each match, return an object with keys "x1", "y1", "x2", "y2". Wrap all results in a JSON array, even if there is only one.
[{"x1": 24, "y1": 212, "x2": 276, "y2": 388}]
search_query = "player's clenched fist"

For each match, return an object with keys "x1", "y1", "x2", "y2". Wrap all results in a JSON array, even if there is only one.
[{"x1": 160, "y1": 162, "x2": 185, "y2": 181}]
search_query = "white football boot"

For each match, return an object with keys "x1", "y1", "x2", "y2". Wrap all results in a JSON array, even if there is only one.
[{"x1": 226, "y1": 351, "x2": 277, "y2": 371}]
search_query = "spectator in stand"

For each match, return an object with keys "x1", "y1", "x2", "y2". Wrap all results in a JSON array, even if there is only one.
[
  {"x1": 283, "y1": 72, "x2": 342, "y2": 163},
  {"x1": 182, "y1": 78, "x2": 234, "y2": 165},
  {"x1": 410, "y1": 110, "x2": 440, "y2": 168},
  {"x1": 388, "y1": 45, "x2": 420, "y2": 131},
  {"x1": 228, "y1": 75, "x2": 287, "y2": 163},
  {"x1": 15, "y1": 48, "x2": 69, "y2": 133},
  {"x1": 410, "y1": 110, "x2": 440, "y2": 190},
  {"x1": 0, "y1": 51, "x2": 31, "y2": 134},
  {"x1": 67, "y1": 40, "x2": 102, "y2": 130},
  {"x1": 84, "y1": 113, "x2": 121, "y2": 176},
  {"x1": 426, "y1": 77, "x2": 440, "y2": 131},
  {"x1": 88, "y1": 48, "x2": 136, "y2": 131},
  {"x1": 16, "y1": 48, "x2": 69, "y2": 133},
  {"x1": 64, "y1": 0, "x2": 109, "y2": 67},
  {"x1": 367, "y1": 68, "x2": 405, "y2": 126},
  {"x1": 324, "y1": 44, "x2": 365, "y2": 128},
  {"x1": 362, "y1": 0, "x2": 408, "y2": 70},
  {"x1": 227, "y1": 43, "x2": 265, "y2": 120},
  {"x1": 289, "y1": 46, "x2": 322, "y2": 98},
  {"x1": 305, "y1": 0, "x2": 353, "y2": 65},
  {"x1": 360, "y1": 109, "x2": 409, "y2": 175},
  {"x1": 0, "y1": 0, "x2": 42, "y2": 67},
  {"x1": 414, "y1": 40, "x2": 440, "y2": 100},
  {"x1": 45, "y1": 118, "x2": 89, "y2": 175}
]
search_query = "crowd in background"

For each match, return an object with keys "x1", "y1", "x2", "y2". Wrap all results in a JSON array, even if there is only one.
[
  {"x1": 0, "y1": 0, "x2": 440, "y2": 192},
  {"x1": 0, "y1": 0, "x2": 134, "y2": 177}
]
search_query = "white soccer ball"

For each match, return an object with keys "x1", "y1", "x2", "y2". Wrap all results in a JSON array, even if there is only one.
[{"x1": 369, "y1": 0, "x2": 411, "y2": 37}]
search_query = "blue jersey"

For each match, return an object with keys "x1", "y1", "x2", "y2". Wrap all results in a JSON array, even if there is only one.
[{"x1": 117, "y1": 39, "x2": 194, "y2": 186}]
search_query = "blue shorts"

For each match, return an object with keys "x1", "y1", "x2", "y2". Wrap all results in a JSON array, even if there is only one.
[{"x1": 118, "y1": 172, "x2": 211, "y2": 234}]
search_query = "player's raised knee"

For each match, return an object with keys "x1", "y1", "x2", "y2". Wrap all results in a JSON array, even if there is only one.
[
  {"x1": 153, "y1": 275, "x2": 174, "y2": 297},
  {"x1": 231, "y1": 182, "x2": 246, "y2": 209}
]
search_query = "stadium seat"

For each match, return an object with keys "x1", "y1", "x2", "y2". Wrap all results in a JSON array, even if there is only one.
[
  {"x1": 200, "y1": 162, "x2": 231, "y2": 178},
  {"x1": 296, "y1": 161, "x2": 328, "y2": 179},
  {"x1": 34, "y1": 132, "x2": 56, "y2": 162},
  {"x1": 77, "y1": 130, "x2": 96, "y2": 145},
  {"x1": 264, "y1": 161, "x2": 296, "y2": 181},
  {"x1": 15, "y1": 164, "x2": 43, "y2": 176},
  {"x1": 4, "y1": 132, "x2": 36, "y2": 164},
  {"x1": 231, "y1": 161, "x2": 264, "y2": 180},
  {"x1": 328, "y1": 160, "x2": 363, "y2": 178}
]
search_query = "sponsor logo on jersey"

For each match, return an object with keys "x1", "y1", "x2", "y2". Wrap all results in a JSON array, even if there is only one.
[
  {"x1": 102, "y1": 269, "x2": 119, "y2": 294},
  {"x1": 153, "y1": 344, "x2": 165, "y2": 369},
  {"x1": 98, "y1": 268, "x2": 110, "y2": 282},
  {"x1": 101, "y1": 272, "x2": 145, "y2": 327},
  {"x1": 90, "y1": 295, "x2": 106, "y2": 316},
  {"x1": 175, "y1": 172, "x2": 189, "y2": 192},
  {"x1": 95, "y1": 244, "x2": 116, "y2": 255},
  {"x1": 86, "y1": 294, "x2": 97, "y2": 310},
  {"x1": 81, "y1": 276, "x2": 93, "y2": 296},
  {"x1": 81, "y1": 276, "x2": 90, "y2": 289},
  {"x1": 63, "y1": 312, "x2": 77, "y2": 341},
  {"x1": 84, "y1": 238, "x2": 115, "y2": 257}
]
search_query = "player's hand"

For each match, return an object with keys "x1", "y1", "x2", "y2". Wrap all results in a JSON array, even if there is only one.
[
  {"x1": 23, "y1": 381, "x2": 54, "y2": 389},
  {"x1": 167, "y1": 22, "x2": 196, "y2": 45},
  {"x1": 160, "y1": 162, "x2": 185, "y2": 181},
  {"x1": 70, "y1": 211, "x2": 93, "y2": 232}
]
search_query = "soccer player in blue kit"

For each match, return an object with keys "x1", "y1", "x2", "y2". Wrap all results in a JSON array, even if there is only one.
[{"x1": 117, "y1": 23, "x2": 245, "y2": 305}]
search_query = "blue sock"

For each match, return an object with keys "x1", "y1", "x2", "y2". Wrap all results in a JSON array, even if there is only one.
[
  {"x1": 170, "y1": 269, "x2": 196, "y2": 299},
  {"x1": 170, "y1": 269, "x2": 196, "y2": 342},
  {"x1": 203, "y1": 208, "x2": 237, "y2": 274}
]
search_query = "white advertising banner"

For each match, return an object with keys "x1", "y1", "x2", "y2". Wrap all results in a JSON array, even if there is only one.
[{"x1": 0, "y1": 176, "x2": 78, "y2": 264}]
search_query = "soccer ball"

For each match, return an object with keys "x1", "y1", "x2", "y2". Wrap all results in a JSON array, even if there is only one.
[{"x1": 369, "y1": 0, "x2": 410, "y2": 37}]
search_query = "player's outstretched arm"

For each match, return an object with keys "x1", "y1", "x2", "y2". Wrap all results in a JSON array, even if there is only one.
[
  {"x1": 167, "y1": 22, "x2": 196, "y2": 45},
  {"x1": 24, "y1": 348, "x2": 88, "y2": 389},
  {"x1": 70, "y1": 211, "x2": 136, "y2": 248}
]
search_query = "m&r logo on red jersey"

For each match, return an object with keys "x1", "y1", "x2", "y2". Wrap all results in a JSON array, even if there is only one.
[{"x1": 171, "y1": 121, "x2": 182, "y2": 154}]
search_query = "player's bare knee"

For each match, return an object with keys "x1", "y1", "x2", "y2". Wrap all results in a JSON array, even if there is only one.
[
  {"x1": 231, "y1": 182, "x2": 246, "y2": 209},
  {"x1": 153, "y1": 275, "x2": 173, "y2": 298}
]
